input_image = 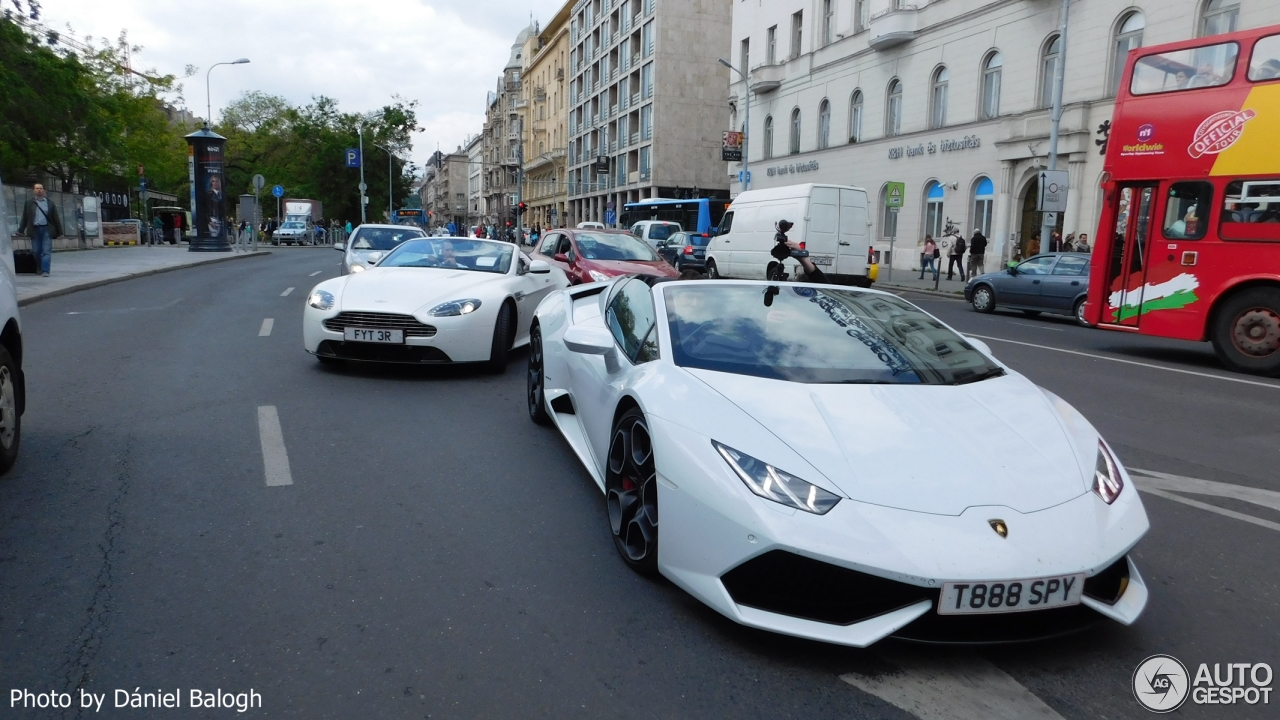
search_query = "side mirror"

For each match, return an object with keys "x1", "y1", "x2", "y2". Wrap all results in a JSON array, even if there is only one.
[
  {"x1": 1007, "y1": 266, "x2": 1017, "y2": 276},
  {"x1": 553, "y1": 253, "x2": 569, "y2": 263},
  {"x1": 334, "y1": 243, "x2": 345, "y2": 251},
  {"x1": 529, "y1": 259, "x2": 551, "y2": 274},
  {"x1": 563, "y1": 325, "x2": 614, "y2": 355}
]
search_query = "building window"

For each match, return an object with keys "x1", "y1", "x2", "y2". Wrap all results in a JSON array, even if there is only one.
[
  {"x1": 981, "y1": 51, "x2": 1002, "y2": 119},
  {"x1": 640, "y1": 105, "x2": 652, "y2": 140},
  {"x1": 641, "y1": 62, "x2": 653, "y2": 99},
  {"x1": 1041, "y1": 35, "x2": 1061, "y2": 109},
  {"x1": 763, "y1": 116, "x2": 774, "y2": 160},
  {"x1": 766, "y1": 25, "x2": 777, "y2": 64},
  {"x1": 789, "y1": 108, "x2": 801, "y2": 154},
  {"x1": 1200, "y1": 0, "x2": 1239, "y2": 37},
  {"x1": 817, "y1": 99, "x2": 830, "y2": 149},
  {"x1": 639, "y1": 146, "x2": 651, "y2": 178},
  {"x1": 642, "y1": 21, "x2": 654, "y2": 57},
  {"x1": 790, "y1": 11, "x2": 803, "y2": 60},
  {"x1": 1110, "y1": 12, "x2": 1145, "y2": 96},
  {"x1": 930, "y1": 66, "x2": 949, "y2": 129},
  {"x1": 854, "y1": 0, "x2": 869, "y2": 33},
  {"x1": 741, "y1": 38, "x2": 749, "y2": 73},
  {"x1": 848, "y1": 90, "x2": 863, "y2": 143},
  {"x1": 924, "y1": 182, "x2": 945, "y2": 239},
  {"x1": 972, "y1": 177, "x2": 994, "y2": 237},
  {"x1": 885, "y1": 79, "x2": 902, "y2": 136},
  {"x1": 822, "y1": 0, "x2": 834, "y2": 47}
]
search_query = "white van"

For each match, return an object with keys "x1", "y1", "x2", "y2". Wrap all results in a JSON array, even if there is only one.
[
  {"x1": 629, "y1": 220, "x2": 681, "y2": 249},
  {"x1": 705, "y1": 183, "x2": 873, "y2": 285}
]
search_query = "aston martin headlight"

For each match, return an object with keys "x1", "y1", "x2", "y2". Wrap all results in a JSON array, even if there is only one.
[
  {"x1": 1092, "y1": 441, "x2": 1124, "y2": 504},
  {"x1": 307, "y1": 289, "x2": 334, "y2": 310},
  {"x1": 428, "y1": 299, "x2": 483, "y2": 317},
  {"x1": 588, "y1": 270, "x2": 611, "y2": 283},
  {"x1": 713, "y1": 441, "x2": 840, "y2": 515},
  {"x1": 349, "y1": 263, "x2": 366, "y2": 273}
]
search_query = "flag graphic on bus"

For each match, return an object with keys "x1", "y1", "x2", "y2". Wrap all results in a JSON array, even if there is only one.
[{"x1": 1108, "y1": 273, "x2": 1201, "y2": 322}]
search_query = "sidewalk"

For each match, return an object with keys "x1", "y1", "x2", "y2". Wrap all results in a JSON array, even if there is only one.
[
  {"x1": 875, "y1": 271, "x2": 970, "y2": 297},
  {"x1": 15, "y1": 245, "x2": 270, "y2": 306}
]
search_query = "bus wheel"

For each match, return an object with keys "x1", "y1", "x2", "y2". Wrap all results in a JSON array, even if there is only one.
[{"x1": 1212, "y1": 288, "x2": 1280, "y2": 377}]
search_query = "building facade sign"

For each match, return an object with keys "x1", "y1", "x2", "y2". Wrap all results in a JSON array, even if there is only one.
[
  {"x1": 889, "y1": 135, "x2": 982, "y2": 160},
  {"x1": 766, "y1": 160, "x2": 820, "y2": 177}
]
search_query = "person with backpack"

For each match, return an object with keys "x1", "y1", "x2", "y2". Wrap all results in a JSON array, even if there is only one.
[
  {"x1": 17, "y1": 183, "x2": 62, "y2": 276},
  {"x1": 946, "y1": 229, "x2": 967, "y2": 281}
]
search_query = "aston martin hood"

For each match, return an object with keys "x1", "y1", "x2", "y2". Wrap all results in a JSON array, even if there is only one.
[
  {"x1": 339, "y1": 268, "x2": 501, "y2": 315},
  {"x1": 687, "y1": 370, "x2": 1089, "y2": 516}
]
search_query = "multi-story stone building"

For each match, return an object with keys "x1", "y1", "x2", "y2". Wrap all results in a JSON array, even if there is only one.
[
  {"x1": 483, "y1": 24, "x2": 539, "y2": 232},
  {"x1": 727, "y1": 0, "x2": 1276, "y2": 272},
  {"x1": 566, "y1": 0, "x2": 732, "y2": 227},
  {"x1": 522, "y1": 5, "x2": 573, "y2": 231},
  {"x1": 466, "y1": 134, "x2": 484, "y2": 230}
]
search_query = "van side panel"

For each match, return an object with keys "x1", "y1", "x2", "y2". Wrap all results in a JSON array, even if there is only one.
[
  {"x1": 808, "y1": 187, "x2": 840, "y2": 270},
  {"x1": 837, "y1": 189, "x2": 870, "y2": 277}
]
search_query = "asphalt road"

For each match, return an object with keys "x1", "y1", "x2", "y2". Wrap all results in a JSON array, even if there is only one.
[{"x1": 0, "y1": 252, "x2": 1275, "y2": 719}]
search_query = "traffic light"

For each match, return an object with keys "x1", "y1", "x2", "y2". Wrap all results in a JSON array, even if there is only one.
[{"x1": 516, "y1": 202, "x2": 527, "y2": 215}]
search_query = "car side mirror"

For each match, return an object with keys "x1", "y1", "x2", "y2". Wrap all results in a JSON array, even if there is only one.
[
  {"x1": 1007, "y1": 266, "x2": 1017, "y2": 276},
  {"x1": 553, "y1": 253, "x2": 568, "y2": 263},
  {"x1": 564, "y1": 325, "x2": 614, "y2": 355},
  {"x1": 529, "y1": 259, "x2": 551, "y2": 274},
  {"x1": 334, "y1": 243, "x2": 345, "y2": 251}
]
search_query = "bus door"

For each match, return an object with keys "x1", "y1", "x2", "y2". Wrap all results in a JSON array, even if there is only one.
[{"x1": 1101, "y1": 184, "x2": 1157, "y2": 326}]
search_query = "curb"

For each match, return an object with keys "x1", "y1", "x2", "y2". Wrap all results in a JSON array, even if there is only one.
[
  {"x1": 878, "y1": 283, "x2": 968, "y2": 300},
  {"x1": 17, "y1": 250, "x2": 272, "y2": 307}
]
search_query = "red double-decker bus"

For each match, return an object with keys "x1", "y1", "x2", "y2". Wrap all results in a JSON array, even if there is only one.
[{"x1": 1086, "y1": 23, "x2": 1280, "y2": 376}]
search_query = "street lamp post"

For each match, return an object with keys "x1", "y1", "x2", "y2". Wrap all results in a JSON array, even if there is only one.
[
  {"x1": 357, "y1": 126, "x2": 367, "y2": 224},
  {"x1": 205, "y1": 58, "x2": 250, "y2": 128},
  {"x1": 374, "y1": 144, "x2": 395, "y2": 222},
  {"x1": 718, "y1": 58, "x2": 750, "y2": 192},
  {"x1": 1040, "y1": 0, "x2": 1071, "y2": 253}
]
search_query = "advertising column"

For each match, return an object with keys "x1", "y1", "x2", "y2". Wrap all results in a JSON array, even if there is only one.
[{"x1": 184, "y1": 127, "x2": 231, "y2": 252}]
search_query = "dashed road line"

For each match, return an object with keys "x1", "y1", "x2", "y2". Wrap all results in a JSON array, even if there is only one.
[
  {"x1": 281, "y1": 287, "x2": 294, "y2": 297},
  {"x1": 257, "y1": 406, "x2": 293, "y2": 487},
  {"x1": 309, "y1": 271, "x2": 323, "y2": 277},
  {"x1": 259, "y1": 318, "x2": 274, "y2": 336},
  {"x1": 842, "y1": 652, "x2": 1064, "y2": 720}
]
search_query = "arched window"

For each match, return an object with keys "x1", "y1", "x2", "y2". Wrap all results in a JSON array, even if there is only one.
[
  {"x1": 763, "y1": 115, "x2": 774, "y2": 160},
  {"x1": 972, "y1": 177, "x2": 995, "y2": 237},
  {"x1": 885, "y1": 79, "x2": 902, "y2": 136},
  {"x1": 848, "y1": 90, "x2": 863, "y2": 143},
  {"x1": 1110, "y1": 12, "x2": 1145, "y2": 95},
  {"x1": 930, "y1": 66, "x2": 949, "y2": 129},
  {"x1": 1040, "y1": 35, "x2": 1061, "y2": 108},
  {"x1": 924, "y1": 181, "x2": 945, "y2": 239},
  {"x1": 1200, "y1": 0, "x2": 1239, "y2": 37},
  {"x1": 981, "y1": 51, "x2": 1002, "y2": 119},
  {"x1": 817, "y1": 99, "x2": 831, "y2": 150},
  {"x1": 789, "y1": 107, "x2": 801, "y2": 154}
]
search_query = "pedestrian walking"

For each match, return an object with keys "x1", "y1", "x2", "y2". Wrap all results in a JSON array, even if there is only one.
[
  {"x1": 1049, "y1": 230, "x2": 1062, "y2": 252},
  {"x1": 1028, "y1": 232, "x2": 1041, "y2": 256},
  {"x1": 16, "y1": 183, "x2": 61, "y2": 276},
  {"x1": 967, "y1": 229, "x2": 987, "y2": 277},
  {"x1": 946, "y1": 230, "x2": 967, "y2": 281},
  {"x1": 150, "y1": 215, "x2": 163, "y2": 246},
  {"x1": 1076, "y1": 233, "x2": 1091, "y2": 253},
  {"x1": 919, "y1": 235, "x2": 938, "y2": 279}
]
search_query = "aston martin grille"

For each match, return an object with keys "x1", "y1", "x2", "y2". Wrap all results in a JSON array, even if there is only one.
[{"x1": 324, "y1": 312, "x2": 437, "y2": 337}]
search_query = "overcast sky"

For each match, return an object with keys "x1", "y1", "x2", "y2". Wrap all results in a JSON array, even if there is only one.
[{"x1": 40, "y1": 0, "x2": 567, "y2": 172}]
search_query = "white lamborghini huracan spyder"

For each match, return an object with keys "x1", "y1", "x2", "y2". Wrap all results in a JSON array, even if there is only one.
[{"x1": 527, "y1": 276, "x2": 1150, "y2": 646}]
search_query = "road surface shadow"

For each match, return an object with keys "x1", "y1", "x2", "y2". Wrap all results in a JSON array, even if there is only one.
[{"x1": 309, "y1": 346, "x2": 531, "y2": 382}]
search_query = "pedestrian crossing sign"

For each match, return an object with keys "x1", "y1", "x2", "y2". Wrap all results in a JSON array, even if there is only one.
[{"x1": 886, "y1": 181, "x2": 905, "y2": 208}]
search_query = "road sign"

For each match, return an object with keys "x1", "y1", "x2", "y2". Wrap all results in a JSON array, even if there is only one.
[
  {"x1": 345, "y1": 148, "x2": 361, "y2": 168},
  {"x1": 738, "y1": 170, "x2": 752, "y2": 184},
  {"x1": 1042, "y1": 211, "x2": 1059, "y2": 226},
  {"x1": 358, "y1": 182, "x2": 368, "y2": 193},
  {"x1": 885, "y1": 181, "x2": 905, "y2": 208},
  {"x1": 252, "y1": 174, "x2": 265, "y2": 192},
  {"x1": 1037, "y1": 170, "x2": 1069, "y2": 212},
  {"x1": 605, "y1": 209, "x2": 616, "y2": 225},
  {"x1": 272, "y1": 184, "x2": 284, "y2": 198}
]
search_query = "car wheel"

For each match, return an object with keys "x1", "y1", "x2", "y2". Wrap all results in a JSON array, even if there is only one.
[
  {"x1": 705, "y1": 259, "x2": 720, "y2": 279},
  {"x1": 485, "y1": 301, "x2": 515, "y2": 374},
  {"x1": 1022, "y1": 310, "x2": 1042, "y2": 318},
  {"x1": 0, "y1": 346, "x2": 21, "y2": 475},
  {"x1": 527, "y1": 324, "x2": 551, "y2": 426},
  {"x1": 971, "y1": 285, "x2": 996, "y2": 313},
  {"x1": 1210, "y1": 288, "x2": 1280, "y2": 377},
  {"x1": 606, "y1": 407, "x2": 658, "y2": 575},
  {"x1": 1074, "y1": 298, "x2": 1091, "y2": 327}
]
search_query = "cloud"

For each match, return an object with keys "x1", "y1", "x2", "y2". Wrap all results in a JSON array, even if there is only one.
[{"x1": 40, "y1": 0, "x2": 566, "y2": 169}]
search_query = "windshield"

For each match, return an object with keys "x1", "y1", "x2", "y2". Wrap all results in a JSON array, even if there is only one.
[
  {"x1": 380, "y1": 238, "x2": 514, "y2": 274},
  {"x1": 281, "y1": 222, "x2": 305, "y2": 230},
  {"x1": 663, "y1": 285, "x2": 1004, "y2": 385},
  {"x1": 575, "y1": 232, "x2": 660, "y2": 262},
  {"x1": 648, "y1": 224, "x2": 678, "y2": 240},
  {"x1": 351, "y1": 227, "x2": 425, "y2": 250}
]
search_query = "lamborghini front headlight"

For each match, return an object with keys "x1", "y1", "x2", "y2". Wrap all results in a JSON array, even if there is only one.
[{"x1": 713, "y1": 441, "x2": 840, "y2": 515}]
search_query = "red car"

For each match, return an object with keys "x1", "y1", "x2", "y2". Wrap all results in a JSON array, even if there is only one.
[{"x1": 531, "y1": 228, "x2": 679, "y2": 284}]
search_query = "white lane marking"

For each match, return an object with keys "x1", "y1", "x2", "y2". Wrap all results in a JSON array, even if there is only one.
[
  {"x1": 257, "y1": 406, "x2": 293, "y2": 487},
  {"x1": 1138, "y1": 487, "x2": 1280, "y2": 533},
  {"x1": 966, "y1": 333, "x2": 1280, "y2": 390},
  {"x1": 309, "y1": 271, "x2": 322, "y2": 277},
  {"x1": 842, "y1": 653, "x2": 1064, "y2": 720},
  {"x1": 1131, "y1": 468, "x2": 1280, "y2": 513},
  {"x1": 1008, "y1": 321, "x2": 1064, "y2": 332},
  {"x1": 281, "y1": 287, "x2": 294, "y2": 297},
  {"x1": 259, "y1": 318, "x2": 274, "y2": 336}
]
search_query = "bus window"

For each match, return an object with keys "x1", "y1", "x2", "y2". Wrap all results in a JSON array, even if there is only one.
[
  {"x1": 1248, "y1": 34, "x2": 1280, "y2": 81},
  {"x1": 1130, "y1": 42, "x2": 1238, "y2": 95},
  {"x1": 1221, "y1": 179, "x2": 1280, "y2": 241},
  {"x1": 1162, "y1": 182, "x2": 1212, "y2": 240}
]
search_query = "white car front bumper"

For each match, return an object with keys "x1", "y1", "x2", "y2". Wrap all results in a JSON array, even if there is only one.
[{"x1": 303, "y1": 308, "x2": 496, "y2": 363}]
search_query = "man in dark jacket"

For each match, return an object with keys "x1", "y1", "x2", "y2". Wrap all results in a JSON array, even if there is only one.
[
  {"x1": 968, "y1": 230, "x2": 988, "y2": 277},
  {"x1": 946, "y1": 231, "x2": 967, "y2": 281},
  {"x1": 17, "y1": 183, "x2": 62, "y2": 276}
]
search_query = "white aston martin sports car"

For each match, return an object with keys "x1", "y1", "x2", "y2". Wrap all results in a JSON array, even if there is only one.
[
  {"x1": 527, "y1": 277, "x2": 1150, "y2": 645},
  {"x1": 304, "y1": 238, "x2": 569, "y2": 371}
]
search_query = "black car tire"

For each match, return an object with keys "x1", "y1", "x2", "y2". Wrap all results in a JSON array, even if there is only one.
[
  {"x1": 527, "y1": 324, "x2": 551, "y2": 425},
  {"x1": 0, "y1": 346, "x2": 21, "y2": 475},
  {"x1": 971, "y1": 285, "x2": 996, "y2": 314},
  {"x1": 1022, "y1": 310, "x2": 1042, "y2": 318},
  {"x1": 606, "y1": 407, "x2": 659, "y2": 575},
  {"x1": 485, "y1": 301, "x2": 515, "y2": 374},
  {"x1": 1210, "y1": 288, "x2": 1280, "y2": 377},
  {"x1": 1074, "y1": 298, "x2": 1091, "y2": 327},
  {"x1": 705, "y1": 259, "x2": 720, "y2": 279}
]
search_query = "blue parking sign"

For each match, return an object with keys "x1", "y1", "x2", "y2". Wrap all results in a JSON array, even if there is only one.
[{"x1": 345, "y1": 148, "x2": 361, "y2": 168}]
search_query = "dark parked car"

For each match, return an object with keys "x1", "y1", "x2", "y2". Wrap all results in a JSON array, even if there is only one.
[
  {"x1": 656, "y1": 231, "x2": 712, "y2": 272},
  {"x1": 531, "y1": 228, "x2": 679, "y2": 285},
  {"x1": 965, "y1": 252, "x2": 1092, "y2": 326}
]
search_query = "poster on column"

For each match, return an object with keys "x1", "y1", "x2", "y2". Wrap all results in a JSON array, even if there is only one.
[{"x1": 194, "y1": 141, "x2": 227, "y2": 241}]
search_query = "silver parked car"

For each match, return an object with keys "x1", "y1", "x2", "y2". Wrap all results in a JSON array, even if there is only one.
[
  {"x1": 336, "y1": 224, "x2": 426, "y2": 275},
  {"x1": 964, "y1": 252, "x2": 1092, "y2": 326}
]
